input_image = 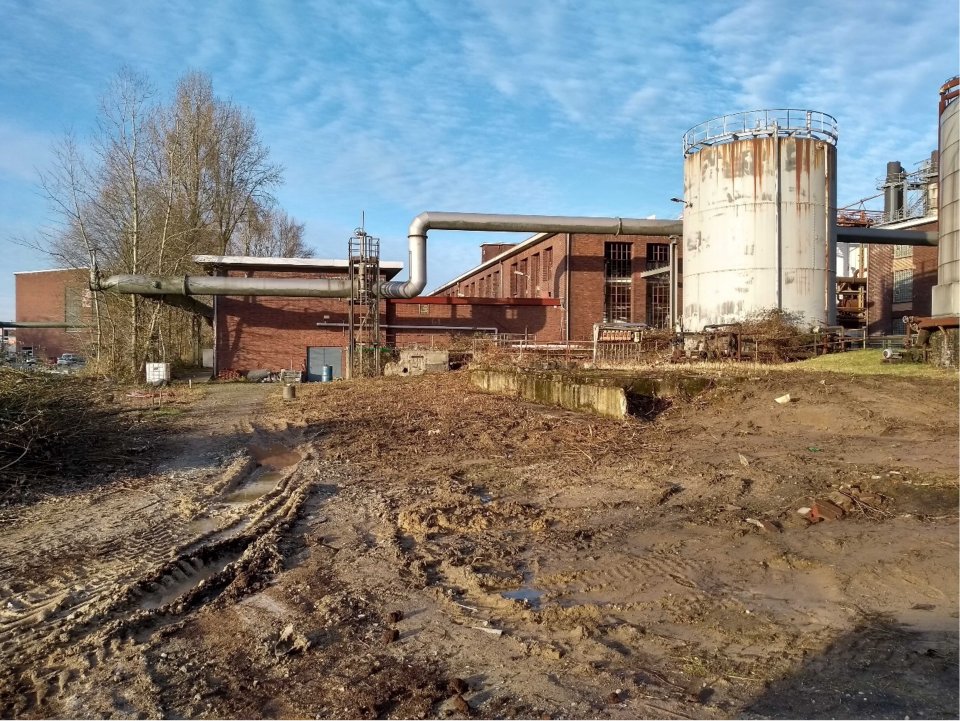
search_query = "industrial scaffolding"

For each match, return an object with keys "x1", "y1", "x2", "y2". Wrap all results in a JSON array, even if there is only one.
[{"x1": 347, "y1": 225, "x2": 382, "y2": 379}]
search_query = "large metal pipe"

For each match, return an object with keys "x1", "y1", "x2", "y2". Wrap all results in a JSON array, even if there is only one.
[
  {"x1": 94, "y1": 274, "x2": 354, "y2": 297},
  {"x1": 92, "y1": 212, "x2": 683, "y2": 300},
  {"x1": 836, "y1": 227, "x2": 938, "y2": 246},
  {"x1": 882, "y1": 161, "x2": 905, "y2": 222},
  {"x1": 0, "y1": 321, "x2": 87, "y2": 329}
]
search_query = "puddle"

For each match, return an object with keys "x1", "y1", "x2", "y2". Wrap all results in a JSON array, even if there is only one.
[
  {"x1": 249, "y1": 443, "x2": 301, "y2": 469},
  {"x1": 501, "y1": 586, "x2": 545, "y2": 608},
  {"x1": 470, "y1": 485, "x2": 493, "y2": 504},
  {"x1": 138, "y1": 553, "x2": 237, "y2": 610},
  {"x1": 501, "y1": 571, "x2": 546, "y2": 609},
  {"x1": 189, "y1": 516, "x2": 220, "y2": 535},
  {"x1": 223, "y1": 471, "x2": 282, "y2": 505}
]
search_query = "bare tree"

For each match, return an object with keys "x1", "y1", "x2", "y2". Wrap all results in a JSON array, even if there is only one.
[
  {"x1": 232, "y1": 207, "x2": 312, "y2": 257},
  {"x1": 34, "y1": 68, "x2": 291, "y2": 378},
  {"x1": 37, "y1": 135, "x2": 104, "y2": 363}
]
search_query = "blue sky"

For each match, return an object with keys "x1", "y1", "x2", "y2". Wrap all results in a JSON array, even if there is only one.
[{"x1": 1, "y1": 0, "x2": 957, "y2": 320}]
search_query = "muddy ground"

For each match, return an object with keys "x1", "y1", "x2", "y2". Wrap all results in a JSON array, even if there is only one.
[{"x1": 1, "y1": 367, "x2": 958, "y2": 719}]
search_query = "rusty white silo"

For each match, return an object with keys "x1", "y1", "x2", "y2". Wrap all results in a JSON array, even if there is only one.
[
  {"x1": 681, "y1": 110, "x2": 838, "y2": 331},
  {"x1": 932, "y1": 77, "x2": 959, "y2": 317}
]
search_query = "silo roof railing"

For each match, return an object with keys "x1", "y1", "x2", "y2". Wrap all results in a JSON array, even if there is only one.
[{"x1": 683, "y1": 109, "x2": 838, "y2": 155}]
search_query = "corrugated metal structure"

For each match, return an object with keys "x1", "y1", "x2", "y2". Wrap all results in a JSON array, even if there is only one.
[
  {"x1": 681, "y1": 110, "x2": 838, "y2": 331},
  {"x1": 932, "y1": 76, "x2": 959, "y2": 317}
]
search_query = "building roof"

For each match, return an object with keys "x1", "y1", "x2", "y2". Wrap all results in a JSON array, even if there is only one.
[
  {"x1": 14, "y1": 267, "x2": 89, "y2": 275},
  {"x1": 192, "y1": 255, "x2": 404, "y2": 280},
  {"x1": 871, "y1": 214, "x2": 938, "y2": 231},
  {"x1": 429, "y1": 233, "x2": 555, "y2": 294}
]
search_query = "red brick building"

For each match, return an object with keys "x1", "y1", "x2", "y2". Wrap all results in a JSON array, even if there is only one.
[
  {"x1": 865, "y1": 218, "x2": 940, "y2": 334},
  {"x1": 201, "y1": 256, "x2": 561, "y2": 378},
  {"x1": 14, "y1": 268, "x2": 92, "y2": 362},
  {"x1": 432, "y1": 232, "x2": 682, "y2": 340}
]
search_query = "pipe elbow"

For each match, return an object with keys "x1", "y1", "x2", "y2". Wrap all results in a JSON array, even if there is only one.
[
  {"x1": 380, "y1": 277, "x2": 427, "y2": 299},
  {"x1": 408, "y1": 211, "x2": 432, "y2": 238}
]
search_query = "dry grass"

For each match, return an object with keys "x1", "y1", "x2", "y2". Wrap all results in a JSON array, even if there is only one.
[{"x1": 0, "y1": 369, "x2": 155, "y2": 494}]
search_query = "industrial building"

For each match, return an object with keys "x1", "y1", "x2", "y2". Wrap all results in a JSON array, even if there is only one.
[
  {"x1": 430, "y1": 232, "x2": 681, "y2": 340},
  {"x1": 201, "y1": 254, "x2": 560, "y2": 379},
  {"x1": 9, "y1": 77, "x2": 959, "y2": 371},
  {"x1": 11, "y1": 268, "x2": 91, "y2": 362}
]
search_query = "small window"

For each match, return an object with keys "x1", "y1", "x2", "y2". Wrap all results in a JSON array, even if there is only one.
[
  {"x1": 893, "y1": 245, "x2": 912, "y2": 259},
  {"x1": 419, "y1": 304, "x2": 429, "y2": 316},
  {"x1": 646, "y1": 243, "x2": 669, "y2": 267},
  {"x1": 893, "y1": 269, "x2": 913, "y2": 304},
  {"x1": 604, "y1": 242, "x2": 632, "y2": 279}
]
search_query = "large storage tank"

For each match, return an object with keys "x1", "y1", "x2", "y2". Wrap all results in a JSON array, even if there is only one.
[
  {"x1": 681, "y1": 110, "x2": 838, "y2": 331},
  {"x1": 932, "y1": 76, "x2": 959, "y2": 317}
]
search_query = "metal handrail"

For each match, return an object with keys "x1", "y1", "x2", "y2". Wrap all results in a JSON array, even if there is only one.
[{"x1": 683, "y1": 109, "x2": 838, "y2": 155}]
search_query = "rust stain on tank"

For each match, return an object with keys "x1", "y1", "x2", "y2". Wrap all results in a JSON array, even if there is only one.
[
  {"x1": 751, "y1": 136, "x2": 767, "y2": 197},
  {"x1": 795, "y1": 139, "x2": 809, "y2": 206}
]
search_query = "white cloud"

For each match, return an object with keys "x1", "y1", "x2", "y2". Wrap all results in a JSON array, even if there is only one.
[
  {"x1": 0, "y1": 123, "x2": 55, "y2": 183},
  {"x1": 0, "y1": 0, "x2": 956, "y2": 306}
]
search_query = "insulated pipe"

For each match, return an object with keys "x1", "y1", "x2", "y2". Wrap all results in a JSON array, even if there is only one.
[
  {"x1": 0, "y1": 321, "x2": 88, "y2": 328},
  {"x1": 94, "y1": 274, "x2": 354, "y2": 297},
  {"x1": 92, "y1": 212, "x2": 683, "y2": 300},
  {"x1": 381, "y1": 212, "x2": 682, "y2": 299},
  {"x1": 836, "y1": 227, "x2": 939, "y2": 246}
]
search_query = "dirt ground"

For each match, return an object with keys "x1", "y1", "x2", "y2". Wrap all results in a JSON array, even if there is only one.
[{"x1": 1, "y1": 367, "x2": 958, "y2": 719}]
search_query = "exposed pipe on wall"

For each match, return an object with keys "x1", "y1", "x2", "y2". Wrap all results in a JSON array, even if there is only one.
[
  {"x1": 87, "y1": 212, "x2": 928, "y2": 312},
  {"x1": 90, "y1": 212, "x2": 684, "y2": 301},
  {"x1": 315, "y1": 321, "x2": 498, "y2": 333},
  {"x1": 0, "y1": 321, "x2": 88, "y2": 328},
  {"x1": 836, "y1": 227, "x2": 938, "y2": 246}
]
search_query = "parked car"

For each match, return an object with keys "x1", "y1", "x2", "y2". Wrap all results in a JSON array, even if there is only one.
[{"x1": 56, "y1": 353, "x2": 84, "y2": 366}]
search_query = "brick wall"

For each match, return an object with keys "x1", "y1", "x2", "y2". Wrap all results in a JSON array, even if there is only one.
[
  {"x1": 15, "y1": 269, "x2": 91, "y2": 362},
  {"x1": 452, "y1": 236, "x2": 565, "y2": 301},
  {"x1": 866, "y1": 220, "x2": 939, "y2": 334},
  {"x1": 567, "y1": 234, "x2": 683, "y2": 340},
  {"x1": 214, "y1": 270, "x2": 564, "y2": 370},
  {"x1": 441, "y1": 233, "x2": 683, "y2": 341},
  {"x1": 216, "y1": 295, "x2": 352, "y2": 371},
  {"x1": 214, "y1": 270, "x2": 355, "y2": 372},
  {"x1": 480, "y1": 243, "x2": 516, "y2": 262},
  {"x1": 388, "y1": 297, "x2": 563, "y2": 346}
]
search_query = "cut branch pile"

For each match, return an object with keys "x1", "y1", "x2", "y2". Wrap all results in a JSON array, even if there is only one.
[{"x1": 0, "y1": 369, "x2": 145, "y2": 491}]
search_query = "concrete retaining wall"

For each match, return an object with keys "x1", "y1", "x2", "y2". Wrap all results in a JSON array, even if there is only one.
[{"x1": 469, "y1": 368, "x2": 711, "y2": 420}]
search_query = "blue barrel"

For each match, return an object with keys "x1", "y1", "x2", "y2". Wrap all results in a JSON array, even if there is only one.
[{"x1": 320, "y1": 365, "x2": 333, "y2": 383}]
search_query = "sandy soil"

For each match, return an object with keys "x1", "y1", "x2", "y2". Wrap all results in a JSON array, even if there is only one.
[{"x1": 1, "y1": 368, "x2": 957, "y2": 719}]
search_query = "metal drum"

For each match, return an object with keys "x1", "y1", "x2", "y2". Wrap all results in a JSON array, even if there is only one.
[{"x1": 320, "y1": 365, "x2": 333, "y2": 383}]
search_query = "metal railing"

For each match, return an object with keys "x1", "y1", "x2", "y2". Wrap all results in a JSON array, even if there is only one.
[{"x1": 683, "y1": 109, "x2": 838, "y2": 155}]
